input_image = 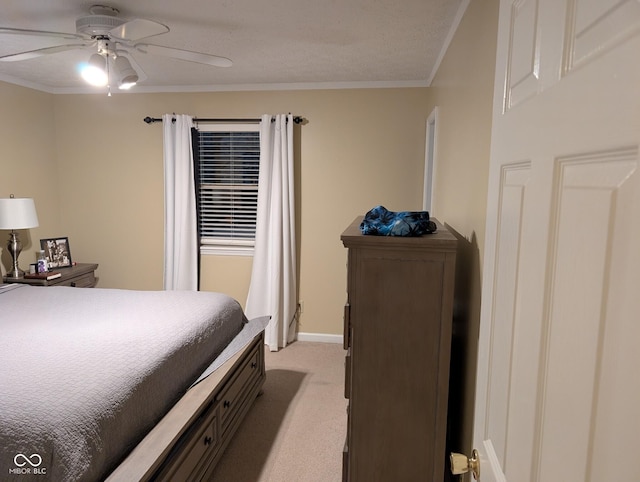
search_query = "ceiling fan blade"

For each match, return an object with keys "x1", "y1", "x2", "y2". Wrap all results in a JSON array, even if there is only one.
[
  {"x1": 0, "y1": 43, "x2": 91, "y2": 62},
  {"x1": 135, "y1": 43, "x2": 232, "y2": 68},
  {"x1": 109, "y1": 19, "x2": 169, "y2": 42},
  {"x1": 0, "y1": 27, "x2": 84, "y2": 41}
]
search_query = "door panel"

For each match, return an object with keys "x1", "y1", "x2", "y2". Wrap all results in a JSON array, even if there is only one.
[
  {"x1": 565, "y1": 0, "x2": 640, "y2": 71},
  {"x1": 537, "y1": 150, "x2": 637, "y2": 482},
  {"x1": 505, "y1": 0, "x2": 541, "y2": 109},
  {"x1": 485, "y1": 163, "x2": 530, "y2": 467}
]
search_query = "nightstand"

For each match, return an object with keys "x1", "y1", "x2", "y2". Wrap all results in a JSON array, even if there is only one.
[{"x1": 3, "y1": 263, "x2": 99, "y2": 287}]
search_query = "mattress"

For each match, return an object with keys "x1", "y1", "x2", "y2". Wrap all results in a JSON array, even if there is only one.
[{"x1": 0, "y1": 285, "x2": 248, "y2": 481}]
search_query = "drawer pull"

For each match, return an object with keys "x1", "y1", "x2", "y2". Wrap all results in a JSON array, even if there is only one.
[
  {"x1": 251, "y1": 361, "x2": 257, "y2": 369},
  {"x1": 70, "y1": 282, "x2": 76, "y2": 287},
  {"x1": 204, "y1": 435, "x2": 212, "y2": 446},
  {"x1": 223, "y1": 400, "x2": 231, "y2": 408}
]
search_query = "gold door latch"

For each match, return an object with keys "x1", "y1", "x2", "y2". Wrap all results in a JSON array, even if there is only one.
[{"x1": 450, "y1": 449, "x2": 480, "y2": 480}]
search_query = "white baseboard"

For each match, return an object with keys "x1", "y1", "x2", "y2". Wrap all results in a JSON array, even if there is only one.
[{"x1": 296, "y1": 332, "x2": 343, "y2": 344}]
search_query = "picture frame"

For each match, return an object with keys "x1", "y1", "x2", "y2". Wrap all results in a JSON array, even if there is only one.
[{"x1": 40, "y1": 237, "x2": 73, "y2": 269}]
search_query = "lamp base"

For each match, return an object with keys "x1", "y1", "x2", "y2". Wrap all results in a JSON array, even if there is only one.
[
  {"x1": 6, "y1": 267, "x2": 25, "y2": 278},
  {"x1": 6, "y1": 231, "x2": 25, "y2": 279},
  {"x1": 6, "y1": 269, "x2": 25, "y2": 278}
]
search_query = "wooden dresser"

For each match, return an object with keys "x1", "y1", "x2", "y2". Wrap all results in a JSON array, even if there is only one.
[{"x1": 341, "y1": 216, "x2": 457, "y2": 482}]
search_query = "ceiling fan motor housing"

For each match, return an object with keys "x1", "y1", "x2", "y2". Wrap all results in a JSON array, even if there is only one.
[{"x1": 76, "y1": 14, "x2": 125, "y2": 37}]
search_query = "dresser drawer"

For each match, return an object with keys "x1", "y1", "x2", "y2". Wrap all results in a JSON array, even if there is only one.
[
  {"x1": 216, "y1": 341, "x2": 262, "y2": 435},
  {"x1": 156, "y1": 407, "x2": 219, "y2": 482},
  {"x1": 57, "y1": 272, "x2": 97, "y2": 288}
]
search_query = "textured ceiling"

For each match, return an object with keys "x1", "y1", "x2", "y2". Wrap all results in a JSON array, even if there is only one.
[{"x1": 0, "y1": 0, "x2": 467, "y2": 94}]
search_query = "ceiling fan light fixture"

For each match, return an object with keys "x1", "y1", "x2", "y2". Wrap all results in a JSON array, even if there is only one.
[
  {"x1": 81, "y1": 53, "x2": 108, "y2": 86},
  {"x1": 118, "y1": 78, "x2": 137, "y2": 90},
  {"x1": 115, "y1": 55, "x2": 138, "y2": 89}
]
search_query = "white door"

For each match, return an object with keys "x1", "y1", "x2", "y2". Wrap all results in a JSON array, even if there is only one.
[{"x1": 472, "y1": 1, "x2": 640, "y2": 481}]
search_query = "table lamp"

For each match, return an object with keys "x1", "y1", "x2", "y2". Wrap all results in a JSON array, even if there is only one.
[{"x1": 0, "y1": 195, "x2": 39, "y2": 278}]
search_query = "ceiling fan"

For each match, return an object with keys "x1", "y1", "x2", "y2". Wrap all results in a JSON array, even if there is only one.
[{"x1": 0, "y1": 4, "x2": 232, "y2": 91}]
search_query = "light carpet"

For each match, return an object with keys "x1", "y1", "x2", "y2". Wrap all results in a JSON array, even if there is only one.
[{"x1": 211, "y1": 341, "x2": 347, "y2": 481}]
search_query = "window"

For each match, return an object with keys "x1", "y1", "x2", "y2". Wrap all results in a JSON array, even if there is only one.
[{"x1": 194, "y1": 124, "x2": 260, "y2": 256}]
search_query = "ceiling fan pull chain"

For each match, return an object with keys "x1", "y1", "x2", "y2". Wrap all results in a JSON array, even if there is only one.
[{"x1": 106, "y1": 54, "x2": 112, "y2": 97}]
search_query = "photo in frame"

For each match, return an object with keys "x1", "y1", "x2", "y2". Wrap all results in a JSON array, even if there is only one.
[{"x1": 40, "y1": 237, "x2": 73, "y2": 268}]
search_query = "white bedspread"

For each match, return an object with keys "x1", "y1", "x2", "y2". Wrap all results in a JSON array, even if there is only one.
[{"x1": 0, "y1": 286, "x2": 247, "y2": 481}]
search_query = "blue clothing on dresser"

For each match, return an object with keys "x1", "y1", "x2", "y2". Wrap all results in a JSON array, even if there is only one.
[{"x1": 359, "y1": 205, "x2": 437, "y2": 237}]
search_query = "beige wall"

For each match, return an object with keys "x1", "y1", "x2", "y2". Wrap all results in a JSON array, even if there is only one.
[
  {"x1": 427, "y1": 0, "x2": 499, "y2": 457},
  {"x1": 430, "y1": 0, "x2": 498, "y2": 261},
  {"x1": 3, "y1": 87, "x2": 431, "y2": 338},
  {"x1": 0, "y1": 82, "x2": 60, "y2": 275}
]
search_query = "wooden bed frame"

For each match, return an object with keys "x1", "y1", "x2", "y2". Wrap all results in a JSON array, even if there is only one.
[{"x1": 106, "y1": 330, "x2": 266, "y2": 481}]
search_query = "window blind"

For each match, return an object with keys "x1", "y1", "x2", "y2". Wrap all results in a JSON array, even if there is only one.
[{"x1": 196, "y1": 128, "x2": 260, "y2": 246}]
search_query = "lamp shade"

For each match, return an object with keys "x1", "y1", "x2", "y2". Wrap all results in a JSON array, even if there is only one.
[
  {"x1": 115, "y1": 55, "x2": 138, "y2": 89},
  {"x1": 81, "y1": 53, "x2": 108, "y2": 87},
  {"x1": 0, "y1": 198, "x2": 39, "y2": 229}
]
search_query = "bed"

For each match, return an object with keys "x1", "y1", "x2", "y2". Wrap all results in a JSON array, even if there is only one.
[{"x1": 0, "y1": 284, "x2": 267, "y2": 481}]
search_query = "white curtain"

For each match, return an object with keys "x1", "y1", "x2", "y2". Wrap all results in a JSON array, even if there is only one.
[
  {"x1": 245, "y1": 114, "x2": 297, "y2": 351},
  {"x1": 162, "y1": 114, "x2": 198, "y2": 290}
]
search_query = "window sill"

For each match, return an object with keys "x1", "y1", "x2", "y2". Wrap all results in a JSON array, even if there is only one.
[{"x1": 200, "y1": 245, "x2": 254, "y2": 257}]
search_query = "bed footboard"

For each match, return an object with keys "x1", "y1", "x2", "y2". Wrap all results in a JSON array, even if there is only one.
[{"x1": 107, "y1": 331, "x2": 266, "y2": 481}]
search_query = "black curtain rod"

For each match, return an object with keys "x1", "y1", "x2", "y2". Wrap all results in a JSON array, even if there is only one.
[{"x1": 143, "y1": 115, "x2": 303, "y2": 124}]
